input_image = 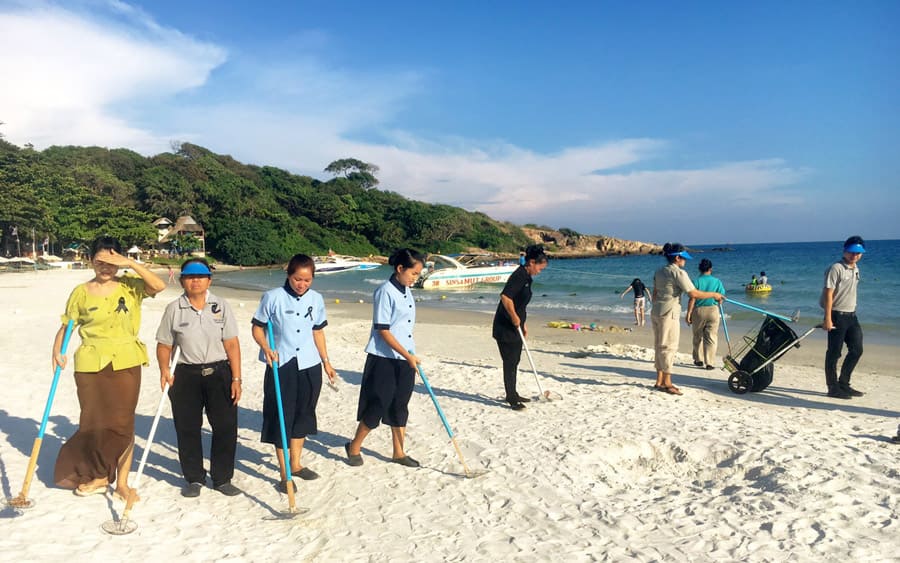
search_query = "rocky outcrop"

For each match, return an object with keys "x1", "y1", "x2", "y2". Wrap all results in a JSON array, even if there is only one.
[{"x1": 521, "y1": 228, "x2": 662, "y2": 258}]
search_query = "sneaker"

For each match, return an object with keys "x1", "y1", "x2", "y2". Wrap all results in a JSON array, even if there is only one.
[
  {"x1": 514, "y1": 395, "x2": 531, "y2": 403},
  {"x1": 510, "y1": 401, "x2": 526, "y2": 411},
  {"x1": 214, "y1": 482, "x2": 242, "y2": 497},
  {"x1": 841, "y1": 386, "x2": 864, "y2": 397},
  {"x1": 181, "y1": 482, "x2": 203, "y2": 498},
  {"x1": 705, "y1": 365, "x2": 715, "y2": 370},
  {"x1": 693, "y1": 361, "x2": 705, "y2": 367},
  {"x1": 827, "y1": 389, "x2": 852, "y2": 399}
]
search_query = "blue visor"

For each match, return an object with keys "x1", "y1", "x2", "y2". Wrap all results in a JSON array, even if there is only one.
[
  {"x1": 844, "y1": 243, "x2": 866, "y2": 254},
  {"x1": 667, "y1": 251, "x2": 693, "y2": 260},
  {"x1": 181, "y1": 262, "x2": 212, "y2": 276}
]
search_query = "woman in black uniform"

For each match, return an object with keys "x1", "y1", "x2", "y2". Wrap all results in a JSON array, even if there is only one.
[{"x1": 492, "y1": 245, "x2": 549, "y2": 410}]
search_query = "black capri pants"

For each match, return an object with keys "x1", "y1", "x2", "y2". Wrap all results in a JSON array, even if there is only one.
[
  {"x1": 356, "y1": 354, "x2": 416, "y2": 429},
  {"x1": 261, "y1": 358, "x2": 322, "y2": 445}
]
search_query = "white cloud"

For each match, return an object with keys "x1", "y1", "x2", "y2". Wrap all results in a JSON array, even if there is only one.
[
  {"x1": 0, "y1": 2, "x2": 815, "y2": 243},
  {"x1": 0, "y1": 2, "x2": 225, "y2": 151}
]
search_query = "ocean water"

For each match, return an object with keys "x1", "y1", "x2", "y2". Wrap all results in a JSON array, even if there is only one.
[{"x1": 215, "y1": 240, "x2": 900, "y2": 346}]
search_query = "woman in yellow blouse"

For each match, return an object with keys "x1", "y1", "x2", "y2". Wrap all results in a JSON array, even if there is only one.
[{"x1": 51, "y1": 236, "x2": 166, "y2": 500}]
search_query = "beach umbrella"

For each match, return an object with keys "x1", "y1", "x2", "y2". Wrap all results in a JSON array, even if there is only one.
[
  {"x1": 415, "y1": 362, "x2": 488, "y2": 478},
  {"x1": 265, "y1": 321, "x2": 306, "y2": 518},
  {"x1": 4, "y1": 320, "x2": 75, "y2": 510},
  {"x1": 101, "y1": 347, "x2": 181, "y2": 535},
  {"x1": 517, "y1": 326, "x2": 561, "y2": 401}
]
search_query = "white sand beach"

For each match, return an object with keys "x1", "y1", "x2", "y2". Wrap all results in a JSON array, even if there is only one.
[{"x1": 1, "y1": 269, "x2": 898, "y2": 562}]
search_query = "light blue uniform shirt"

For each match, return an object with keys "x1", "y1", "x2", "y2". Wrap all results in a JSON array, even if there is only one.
[
  {"x1": 253, "y1": 284, "x2": 328, "y2": 370},
  {"x1": 365, "y1": 276, "x2": 416, "y2": 359}
]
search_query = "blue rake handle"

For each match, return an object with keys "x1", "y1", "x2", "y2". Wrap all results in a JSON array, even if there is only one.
[
  {"x1": 39, "y1": 319, "x2": 75, "y2": 438},
  {"x1": 413, "y1": 358, "x2": 476, "y2": 477},
  {"x1": 415, "y1": 364, "x2": 455, "y2": 440},
  {"x1": 8, "y1": 319, "x2": 75, "y2": 506},
  {"x1": 724, "y1": 298, "x2": 796, "y2": 323},
  {"x1": 718, "y1": 303, "x2": 733, "y2": 356},
  {"x1": 266, "y1": 322, "x2": 298, "y2": 509}
]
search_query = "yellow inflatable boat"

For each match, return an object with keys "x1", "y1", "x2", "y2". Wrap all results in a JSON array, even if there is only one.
[{"x1": 745, "y1": 283, "x2": 772, "y2": 294}]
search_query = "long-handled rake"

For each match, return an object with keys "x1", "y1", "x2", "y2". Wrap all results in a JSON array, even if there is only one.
[
  {"x1": 415, "y1": 363, "x2": 488, "y2": 479},
  {"x1": 4, "y1": 319, "x2": 75, "y2": 510},
  {"x1": 265, "y1": 321, "x2": 306, "y2": 519},
  {"x1": 102, "y1": 347, "x2": 181, "y2": 535},
  {"x1": 517, "y1": 326, "x2": 561, "y2": 401}
]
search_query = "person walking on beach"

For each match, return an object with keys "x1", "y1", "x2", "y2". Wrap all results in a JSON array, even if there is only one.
[
  {"x1": 686, "y1": 259, "x2": 726, "y2": 370},
  {"x1": 345, "y1": 248, "x2": 424, "y2": 467},
  {"x1": 493, "y1": 244, "x2": 549, "y2": 410},
  {"x1": 52, "y1": 236, "x2": 166, "y2": 500},
  {"x1": 620, "y1": 278, "x2": 652, "y2": 326},
  {"x1": 252, "y1": 254, "x2": 337, "y2": 487},
  {"x1": 156, "y1": 258, "x2": 243, "y2": 498},
  {"x1": 820, "y1": 236, "x2": 866, "y2": 399},
  {"x1": 651, "y1": 243, "x2": 724, "y2": 395}
]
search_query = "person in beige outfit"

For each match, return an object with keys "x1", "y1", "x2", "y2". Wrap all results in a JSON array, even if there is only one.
[
  {"x1": 651, "y1": 244, "x2": 724, "y2": 395},
  {"x1": 686, "y1": 258, "x2": 727, "y2": 370}
]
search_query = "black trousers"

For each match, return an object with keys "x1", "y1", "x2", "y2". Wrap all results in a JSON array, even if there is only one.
[
  {"x1": 496, "y1": 339, "x2": 523, "y2": 403},
  {"x1": 168, "y1": 361, "x2": 237, "y2": 487},
  {"x1": 825, "y1": 311, "x2": 864, "y2": 391}
]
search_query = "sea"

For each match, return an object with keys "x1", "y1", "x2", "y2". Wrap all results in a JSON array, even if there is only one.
[{"x1": 215, "y1": 240, "x2": 900, "y2": 346}]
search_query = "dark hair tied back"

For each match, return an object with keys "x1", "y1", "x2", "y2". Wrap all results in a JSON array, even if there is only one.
[
  {"x1": 663, "y1": 242, "x2": 685, "y2": 263},
  {"x1": 699, "y1": 258, "x2": 712, "y2": 272},
  {"x1": 90, "y1": 235, "x2": 122, "y2": 258},
  {"x1": 287, "y1": 254, "x2": 315, "y2": 276},
  {"x1": 524, "y1": 244, "x2": 548, "y2": 264},
  {"x1": 388, "y1": 248, "x2": 425, "y2": 270}
]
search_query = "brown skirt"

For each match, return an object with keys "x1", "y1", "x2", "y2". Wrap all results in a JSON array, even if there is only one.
[{"x1": 54, "y1": 364, "x2": 141, "y2": 489}]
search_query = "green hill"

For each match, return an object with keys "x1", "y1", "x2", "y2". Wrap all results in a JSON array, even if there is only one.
[{"x1": 0, "y1": 141, "x2": 533, "y2": 265}]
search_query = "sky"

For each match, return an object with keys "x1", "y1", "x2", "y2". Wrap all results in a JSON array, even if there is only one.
[{"x1": 1, "y1": 0, "x2": 898, "y2": 244}]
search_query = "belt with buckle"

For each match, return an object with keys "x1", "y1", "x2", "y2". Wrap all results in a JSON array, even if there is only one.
[{"x1": 182, "y1": 361, "x2": 227, "y2": 376}]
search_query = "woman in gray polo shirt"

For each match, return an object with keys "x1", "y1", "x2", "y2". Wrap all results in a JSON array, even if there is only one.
[
  {"x1": 156, "y1": 258, "x2": 243, "y2": 497},
  {"x1": 651, "y1": 243, "x2": 724, "y2": 395}
]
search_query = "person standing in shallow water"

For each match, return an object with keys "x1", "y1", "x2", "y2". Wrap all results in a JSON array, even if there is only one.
[
  {"x1": 52, "y1": 236, "x2": 166, "y2": 500},
  {"x1": 820, "y1": 236, "x2": 866, "y2": 399},
  {"x1": 345, "y1": 248, "x2": 424, "y2": 468},
  {"x1": 620, "y1": 278, "x2": 652, "y2": 327},
  {"x1": 493, "y1": 244, "x2": 549, "y2": 410},
  {"x1": 651, "y1": 243, "x2": 723, "y2": 396},
  {"x1": 156, "y1": 258, "x2": 243, "y2": 498}
]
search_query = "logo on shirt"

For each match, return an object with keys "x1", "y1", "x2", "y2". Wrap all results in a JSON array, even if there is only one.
[{"x1": 115, "y1": 297, "x2": 128, "y2": 314}]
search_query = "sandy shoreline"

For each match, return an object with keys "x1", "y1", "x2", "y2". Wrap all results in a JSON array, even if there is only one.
[{"x1": 1, "y1": 269, "x2": 898, "y2": 561}]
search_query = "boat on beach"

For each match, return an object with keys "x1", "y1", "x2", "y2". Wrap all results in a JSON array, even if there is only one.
[
  {"x1": 414, "y1": 253, "x2": 518, "y2": 289},
  {"x1": 314, "y1": 255, "x2": 381, "y2": 274}
]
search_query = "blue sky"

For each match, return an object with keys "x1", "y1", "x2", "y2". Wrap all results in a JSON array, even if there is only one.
[{"x1": 1, "y1": 1, "x2": 898, "y2": 244}]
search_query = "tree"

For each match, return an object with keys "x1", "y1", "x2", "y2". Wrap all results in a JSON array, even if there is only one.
[{"x1": 324, "y1": 158, "x2": 380, "y2": 189}]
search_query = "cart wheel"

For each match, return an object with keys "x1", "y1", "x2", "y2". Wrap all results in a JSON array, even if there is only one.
[{"x1": 728, "y1": 371, "x2": 753, "y2": 395}]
